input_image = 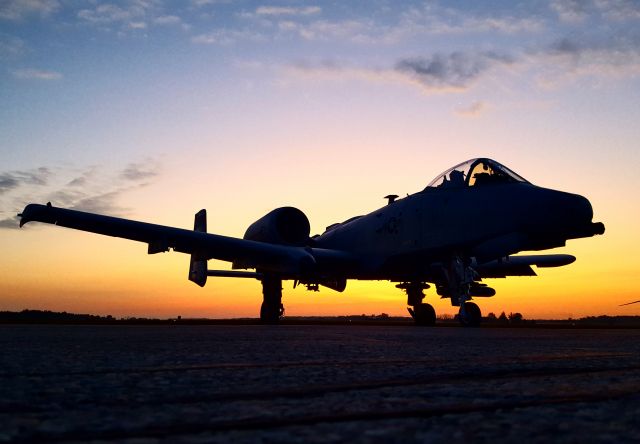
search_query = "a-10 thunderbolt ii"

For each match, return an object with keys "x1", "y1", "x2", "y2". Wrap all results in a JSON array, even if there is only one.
[{"x1": 19, "y1": 158, "x2": 604, "y2": 326}]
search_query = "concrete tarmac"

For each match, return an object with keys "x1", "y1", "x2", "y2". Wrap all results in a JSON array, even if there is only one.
[{"x1": 1, "y1": 324, "x2": 639, "y2": 443}]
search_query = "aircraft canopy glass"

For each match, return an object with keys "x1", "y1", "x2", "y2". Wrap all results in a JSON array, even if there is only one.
[{"x1": 425, "y1": 158, "x2": 529, "y2": 190}]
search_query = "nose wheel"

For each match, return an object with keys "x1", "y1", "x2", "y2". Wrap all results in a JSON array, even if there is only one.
[{"x1": 458, "y1": 301, "x2": 482, "y2": 327}]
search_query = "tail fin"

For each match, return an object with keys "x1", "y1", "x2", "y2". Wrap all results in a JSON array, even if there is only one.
[{"x1": 188, "y1": 209, "x2": 208, "y2": 287}]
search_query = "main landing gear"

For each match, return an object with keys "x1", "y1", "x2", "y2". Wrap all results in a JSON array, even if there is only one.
[
  {"x1": 399, "y1": 256, "x2": 484, "y2": 327},
  {"x1": 260, "y1": 274, "x2": 284, "y2": 324},
  {"x1": 398, "y1": 282, "x2": 436, "y2": 326}
]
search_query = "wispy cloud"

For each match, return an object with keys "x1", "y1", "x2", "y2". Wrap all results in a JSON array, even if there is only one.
[
  {"x1": 154, "y1": 14, "x2": 183, "y2": 26},
  {"x1": 0, "y1": 0, "x2": 59, "y2": 21},
  {"x1": 395, "y1": 52, "x2": 514, "y2": 92},
  {"x1": 0, "y1": 167, "x2": 51, "y2": 194},
  {"x1": 12, "y1": 68, "x2": 62, "y2": 80},
  {"x1": 0, "y1": 167, "x2": 52, "y2": 228},
  {"x1": 192, "y1": 29, "x2": 265, "y2": 45},
  {"x1": 255, "y1": 6, "x2": 321, "y2": 17},
  {"x1": 531, "y1": 30, "x2": 640, "y2": 86},
  {"x1": 69, "y1": 190, "x2": 127, "y2": 215},
  {"x1": 120, "y1": 162, "x2": 159, "y2": 182},
  {"x1": 594, "y1": 0, "x2": 640, "y2": 22},
  {"x1": 396, "y1": 3, "x2": 545, "y2": 39},
  {"x1": 0, "y1": 217, "x2": 19, "y2": 228},
  {"x1": 455, "y1": 101, "x2": 486, "y2": 117},
  {"x1": 78, "y1": 3, "x2": 140, "y2": 24},
  {"x1": 0, "y1": 34, "x2": 25, "y2": 58},
  {"x1": 76, "y1": 0, "x2": 176, "y2": 32},
  {"x1": 0, "y1": 161, "x2": 161, "y2": 229},
  {"x1": 550, "y1": 0, "x2": 590, "y2": 22},
  {"x1": 285, "y1": 51, "x2": 516, "y2": 95}
]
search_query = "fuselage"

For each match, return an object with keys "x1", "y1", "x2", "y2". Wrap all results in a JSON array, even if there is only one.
[{"x1": 313, "y1": 182, "x2": 601, "y2": 280}]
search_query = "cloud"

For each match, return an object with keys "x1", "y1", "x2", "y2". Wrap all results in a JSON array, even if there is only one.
[
  {"x1": 550, "y1": 0, "x2": 640, "y2": 23},
  {"x1": 128, "y1": 21, "x2": 147, "y2": 29},
  {"x1": 69, "y1": 190, "x2": 126, "y2": 215},
  {"x1": 455, "y1": 101, "x2": 486, "y2": 117},
  {"x1": 0, "y1": 217, "x2": 19, "y2": 229},
  {"x1": 0, "y1": 176, "x2": 19, "y2": 194},
  {"x1": 0, "y1": 167, "x2": 52, "y2": 228},
  {"x1": 78, "y1": 4, "x2": 138, "y2": 24},
  {"x1": 76, "y1": 1, "x2": 170, "y2": 32},
  {"x1": 284, "y1": 51, "x2": 516, "y2": 95},
  {"x1": 550, "y1": 0, "x2": 590, "y2": 22},
  {"x1": 396, "y1": 4, "x2": 544, "y2": 39},
  {"x1": 287, "y1": 19, "x2": 377, "y2": 43},
  {"x1": 0, "y1": 34, "x2": 25, "y2": 58},
  {"x1": 192, "y1": 29, "x2": 265, "y2": 45},
  {"x1": 1, "y1": 161, "x2": 160, "y2": 230},
  {"x1": 395, "y1": 52, "x2": 514, "y2": 92},
  {"x1": 12, "y1": 68, "x2": 62, "y2": 80},
  {"x1": 255, "y1": 6, "x2": 321, "y2": 16},
  {"x1": 595, "y1": 0, "x2": 640, "y2": 21},
  {"x1": 191, "y1": 0, "x2": 218, "y2": 7},
  {"x1": 120, "y1": 162, "x2": 159, "y2": 181},
  {"x1": 0, "y1": 0, "x2": 59, "y2": 21},
  {"x1": 533, "y1": 31, "x2": 640, "y2": 85},
  {"x1": 154, "y1": 14, "x2": 180, "y2": 25},
  {"x1": 0, "y1": 167, "x2": 51, "y2": 194}
]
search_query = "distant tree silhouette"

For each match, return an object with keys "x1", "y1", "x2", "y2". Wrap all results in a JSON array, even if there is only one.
[
  {"x1": 498, "y1": 311, "x2": 508, "y2": 323},
  {"x1": 486, "y1": 312, "x2": 497, "y2": 322},
  {"x1": 509, "y1": 312, "x2": 523, "y2": 323}
]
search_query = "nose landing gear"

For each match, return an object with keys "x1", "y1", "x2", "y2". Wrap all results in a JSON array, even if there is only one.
[
  {"x1": 458, "y1": 301, "x2": 482, "y2": 327},
  {"x1": 447, "y1": 256, "x2": 482, "y2": 327}
]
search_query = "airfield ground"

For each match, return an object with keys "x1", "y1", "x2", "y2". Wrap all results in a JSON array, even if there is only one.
[{"x1": 1, "y1": 324, "x2": 639, "y2": 443}]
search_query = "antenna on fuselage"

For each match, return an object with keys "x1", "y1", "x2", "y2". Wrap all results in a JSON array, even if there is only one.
[{"x1": 384, "y1": 194, "x2": 399, "y2": 205}]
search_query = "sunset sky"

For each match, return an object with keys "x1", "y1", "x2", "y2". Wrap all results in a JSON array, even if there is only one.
[{"x1": 1, "y1": 0, "x2": 639, "y2": 319}]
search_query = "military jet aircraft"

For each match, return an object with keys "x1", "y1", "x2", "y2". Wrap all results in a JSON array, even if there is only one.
[{"x1": 19, "y1": 158, "x2": 604, "y2": 326}]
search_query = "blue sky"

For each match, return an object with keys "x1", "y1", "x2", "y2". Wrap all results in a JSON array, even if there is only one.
[{"x1": 1, "y1": 0, "x2": 639, "y2": 317}]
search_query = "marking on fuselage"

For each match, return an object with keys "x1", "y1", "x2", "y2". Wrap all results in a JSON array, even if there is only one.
[{"x1": 377, "y1": 216, "x2": 402, "y2": 235}]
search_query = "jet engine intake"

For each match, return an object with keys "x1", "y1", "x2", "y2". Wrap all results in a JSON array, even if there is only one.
[{"x1": 243, "y1": 207, "x2": 311, "y2": 246}]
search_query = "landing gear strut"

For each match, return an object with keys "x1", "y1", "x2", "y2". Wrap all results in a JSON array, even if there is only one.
[
  {"x1": 260, "y1": 275, "x2": 284, "y2": 324},
  {"x1": 398, "y1": 282, "x2": 436, "y2": 326},
  {"x1": 447, "y1": 256, "x2": 482, "y2": 327}
]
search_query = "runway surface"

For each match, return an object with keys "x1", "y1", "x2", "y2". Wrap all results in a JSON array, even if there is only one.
[{"x1": 1, "y1": 324, "x2": 639, "y2": 443}]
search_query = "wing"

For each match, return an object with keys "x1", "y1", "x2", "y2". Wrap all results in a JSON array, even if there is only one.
[
  {"x1": 19, "y1": 203, "x2": 326, "y2": 275},
  {"x1": 476, "y1": 254, "x2": 576, "y2": 278}
]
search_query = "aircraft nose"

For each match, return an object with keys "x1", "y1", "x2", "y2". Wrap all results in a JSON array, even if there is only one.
[
  {"x1": 537, "y1": 190, "x2": 604, "y2": 238},
  {"x1": 558, "y1": 192, "x2": 593, "y2": 225}
]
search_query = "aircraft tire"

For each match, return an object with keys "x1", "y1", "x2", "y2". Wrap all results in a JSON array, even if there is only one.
[
  {"x1": 260, "y1": 302, "x2": 281, "y2": 324},
  {"x1": 459, "y1": 302, "x2": 482, "y2": 327},
  {"x1": 412, "y1": 303, "x2": 436, "y2": 326}
]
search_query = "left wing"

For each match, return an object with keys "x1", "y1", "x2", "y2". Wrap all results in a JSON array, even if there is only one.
[{"x1": 19, "y1": 203, "x2": 342, "y2": 275}]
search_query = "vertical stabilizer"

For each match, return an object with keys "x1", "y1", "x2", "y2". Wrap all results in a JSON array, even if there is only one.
[{"x1": 188, "y1": 209, "x2": 208, "y2": 287}]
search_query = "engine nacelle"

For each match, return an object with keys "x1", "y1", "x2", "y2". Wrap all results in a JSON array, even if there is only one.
[{"x1": 243, "y1": 207, "x2": 311, "y2": 246}]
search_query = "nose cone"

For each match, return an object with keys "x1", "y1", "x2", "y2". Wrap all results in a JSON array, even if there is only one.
[
  {"x1": 557, "y1": 192, "x2": 593, "y2": 226},
  {"x1": 528, "y1": 188, "x2": 604, "y2": 240}
]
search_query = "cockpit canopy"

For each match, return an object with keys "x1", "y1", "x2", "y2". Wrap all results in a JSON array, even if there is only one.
[{"x1": 425, "y1": 158, "x2": 529, "y2": 190}]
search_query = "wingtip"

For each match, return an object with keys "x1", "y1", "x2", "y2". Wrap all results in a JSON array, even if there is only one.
[{"x1": 18, "y1": 203, "x2": 57, "y2": 227}]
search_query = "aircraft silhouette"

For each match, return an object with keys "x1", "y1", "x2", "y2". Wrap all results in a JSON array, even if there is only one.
[{"x1": 19, "y1": 158, "x2": 604, "y2": 326}]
